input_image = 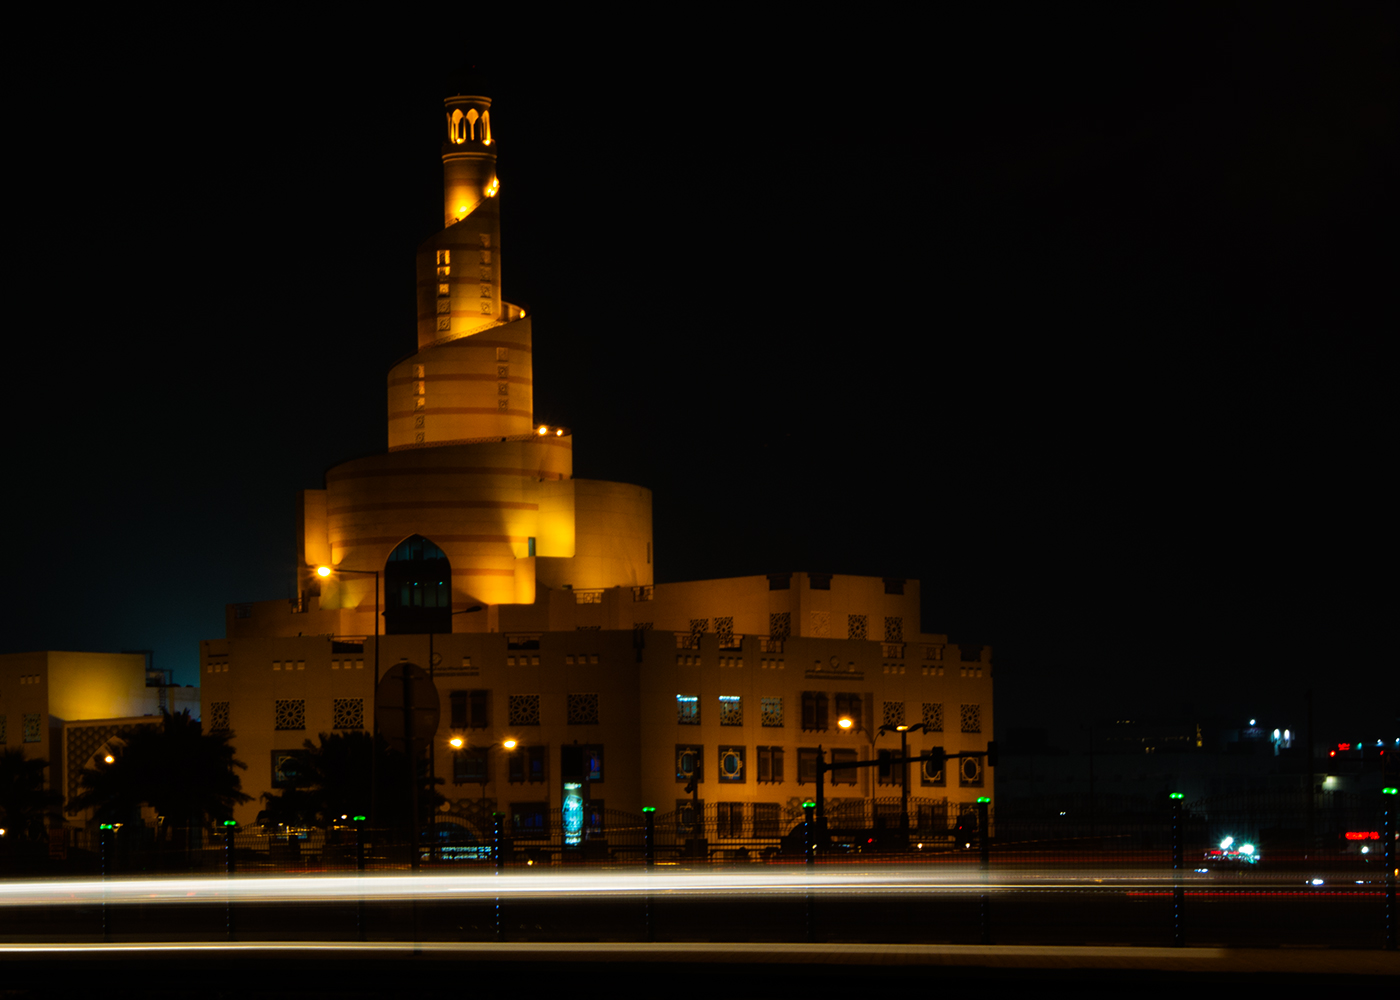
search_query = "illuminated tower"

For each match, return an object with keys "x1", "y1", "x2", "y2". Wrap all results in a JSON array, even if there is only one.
[{"x1": 295, "y1": 93, "x2": 653, "y2": 631}]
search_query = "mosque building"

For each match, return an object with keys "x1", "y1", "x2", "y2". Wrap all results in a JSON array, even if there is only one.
[{"x1": 200, "y1": 91, "x2": 994, "y2": 844}]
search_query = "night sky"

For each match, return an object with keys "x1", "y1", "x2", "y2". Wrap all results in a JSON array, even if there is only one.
[{"x1": 5, "y1": 9, "x2": 1393, "y2": 751}]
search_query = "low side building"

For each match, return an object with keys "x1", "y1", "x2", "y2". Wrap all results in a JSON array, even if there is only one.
[{"x1": 0, "y1": 651, "x2": 199, "y2": 828}]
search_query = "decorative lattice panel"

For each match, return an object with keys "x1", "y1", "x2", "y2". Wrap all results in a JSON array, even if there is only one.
[
  {"x1": 208, "y1": 701, "x2": 230, "y2": 732},
  {"x1": 960, "y1": 704, "x2": 981, "y2": 733},
  {"x1": 848, "y1": 615, "x2": 868, "y2": 640},
  {"x1": 809, "y1": 612, "x2": 830, "y2": 638},
  {"x1": 718, "y1": 746, "x2": 745, "y2": 782},
  {"x1": 508, "y1": 694, "x2": 541, "y2": 726},
  {"x1": 761, "y1": 697, "x2": 784, "y2": 727},
  {"x1": 274, "y1": 700, "x2": 306, "y2": 731},
  {"x1": 922, "y1": 703, "x2": 944, "y2": 732},
  {"x1": 882, "y1": 701, "x2": 905, "y2": 728},
  {"x1": 689, "y1": 619, "x2": 708, "y2": 642},
  {"x1": 632, "y1": 622, "x2": 654, "y2": 631},
  {"x1": 332, "y1": 699, "x2": 364, "y2": 730},
  {"x1": 22, "y1": 714, "x2": 42, "y2": 743},
  {"x1": 769, "y1": 612, "x2": 791, "y2": 641},
  {"x1": 677, "y1": 696, "x2": 699, "y2": 725},
  {"x1": 884, "y1": 616, "x2": 903, "y2": 642},
  {"x1": 567, "y1": 692, "x2": 599, "y2": 725},
  {"x1": 718, "y1": 697, "x2": 743, "y2": 726},
  {"x1": 0, "y1": 715, "x2": 6, "y2": 743},
  {"x1": 713, "y1": 616, "x2": 734, "y2": 644}
]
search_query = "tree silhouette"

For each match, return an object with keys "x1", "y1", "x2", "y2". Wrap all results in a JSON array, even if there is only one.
[
  {"x1": 259, "y1": 731, "x2": 443, "y2": 829},
  {"x1": 0, "y1": 748, "x2": 62, "y2": 843},
  {"x1": 69, "y1": 710, "x2": 251, "y2": 845}
]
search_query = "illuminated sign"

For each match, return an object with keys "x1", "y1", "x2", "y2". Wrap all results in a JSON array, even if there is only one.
[
  {"x1": 1344, "y1": 831, "x2": 1380, "y2": 840},
  {"x1": 563, "y1": 782, "x2": 583, "y2": 847}
]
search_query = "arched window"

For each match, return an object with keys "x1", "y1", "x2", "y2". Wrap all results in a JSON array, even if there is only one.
[
  {"x1": 384, "y1": 534, "x2": 452, "y2": 634},
  {"x1": 466, "y1": 108, "x2": 479, "y2": 140},
  {"x1": 450, "y1": 109, "x2": 467, "y2": 145},
  {"x1": 481, "y1": 110, "x2": 491, "y2": 144}
]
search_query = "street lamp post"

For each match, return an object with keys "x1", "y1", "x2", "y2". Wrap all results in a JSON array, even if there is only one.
[
  {"x1": 317, "y1": 565, "x2": 380, "y2": 823},
  {"x1": 878, "y1": 722, "x2": 927, "y2": 845}
]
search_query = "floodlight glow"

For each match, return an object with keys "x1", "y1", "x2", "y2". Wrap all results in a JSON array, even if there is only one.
[
  {"x1": 448, "y1": 736, "x2": 464, "y2": 749},
  {"x1": 502, "y1": 739, "x2": 518, "y2": 750},
  {"x1": 104, "y1": 755, "x2": 115, "y2": 764},
  {"x1": 838, "y1": 717, "x2": 853, "y2": 730},
  {"x1": 317, "y1": 566, "x2": 331, "y2": 578}
]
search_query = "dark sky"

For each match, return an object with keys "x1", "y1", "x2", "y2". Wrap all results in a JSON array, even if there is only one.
[{"x1": 4, "y1": 8, "x2": 1394, "y2": 750}]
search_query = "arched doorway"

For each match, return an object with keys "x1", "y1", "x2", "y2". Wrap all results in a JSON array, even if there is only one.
[{"x1": 384, "y1": 535, "x2": 451, "y2": 634}]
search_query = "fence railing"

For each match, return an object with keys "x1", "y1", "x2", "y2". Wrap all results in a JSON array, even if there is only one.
[{"x1": 10, "y1": 791, "x2": 1393, "y2": 877}]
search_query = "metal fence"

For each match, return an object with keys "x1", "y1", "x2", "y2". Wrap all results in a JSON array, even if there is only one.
[{"x1": 5, "y1": 790, "x2": 1392, "y2": 877}]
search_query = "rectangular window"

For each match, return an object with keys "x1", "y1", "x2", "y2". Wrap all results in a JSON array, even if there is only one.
[
  {"x1": 823, "y1": 745, "x2": 856, "y2": 784},
  {"x1": 511, "y1": 801, "x2": 548, "y2": 839},
  {"x1": 801, "y1": 692, "x2": 828, "y2": 731},
  {"x1": 877, "y1": 748, "x2": 897, "y2": 785},
  {"x1": 798, "y1": 748, "x2": 820, "y2": 784},
  {"x1": 918, "y1": 800, "x2": 948, "y2": 832},
  {"x1": 760, "y1": 697, "x2": 784, "y2": 727},
  {"x1": 718, "y1": 695, "x2": 742, "y2": 726},
  {"x1": 508, "y1": 746, "x2": 546, "y2": 784},
  {"x1": 757, "y1": 745, "x2": 785, "y2": 783},
  {"x1": 453, "y1": 747, "x2": 488, "y2": 785},
  {"x1": 716, "y1": 802, "x2": 744, "y2": 838},
  {"x1": 450, "y1": 690, "x2": 490, "y2": 729},
  {"x1": 560, "y1": 743, "x2": 604, "y2": 782},
  {"x1": 677, "y1": 695, "x2": 699, "y2": 725},
  {"x1": 831, "y1": 748, "x2": 859, "y2": 786},
  {"x1": 754, "y1": 803, "x2": 780, "y2": 836},
  {"x1": 834, "y1": 692, "x2": 861, "y2": 730},
  {"x1": 675, "y1": 744, "x2": 702, "y2": 783}
]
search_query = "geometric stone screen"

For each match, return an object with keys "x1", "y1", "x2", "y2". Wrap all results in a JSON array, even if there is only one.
[
  {"x1": 508, "y1": 694, "x2": 541, "y2": 726},
  {"x1": 332, "y1": 698, "x2": 364, "y2": 730},
  {"x1": 274, "y1": 700, "x2": 306, "y2": 731},
  {"x1": 922, "y1": 702, "x2": 944, "y2": 732},
  {"x1": 960, "y1": 703, "x2": 981, "y2": 733}
]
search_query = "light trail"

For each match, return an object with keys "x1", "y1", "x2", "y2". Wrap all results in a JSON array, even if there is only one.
[{"x1": 0, "y1": 867, "x2": 1354, "y2": 907}]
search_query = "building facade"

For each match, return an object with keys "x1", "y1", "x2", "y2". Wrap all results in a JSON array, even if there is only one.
[
  {"x1": 0, "y1": 650, "x2": 199, "y2": 829},
  {"x1": 204, "y1": 91, "x2": 994, "y2": 842}
]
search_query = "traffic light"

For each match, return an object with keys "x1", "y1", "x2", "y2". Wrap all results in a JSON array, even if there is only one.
[{"x1": 987, "y1": 741, "x2": 999, "y2": 768}]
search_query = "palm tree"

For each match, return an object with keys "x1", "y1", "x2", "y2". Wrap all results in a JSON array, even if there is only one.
[
  {"x1": 69, "y1": 710, "x2": 251, "y2": 847},
  {"x1": 0, "y1": 747, "x2": 62, "y2": 844}
]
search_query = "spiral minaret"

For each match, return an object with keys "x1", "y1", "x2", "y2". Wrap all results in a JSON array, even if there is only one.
[{"x1": 296, "y1": 92, "x2": 653, "y2": 628}]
